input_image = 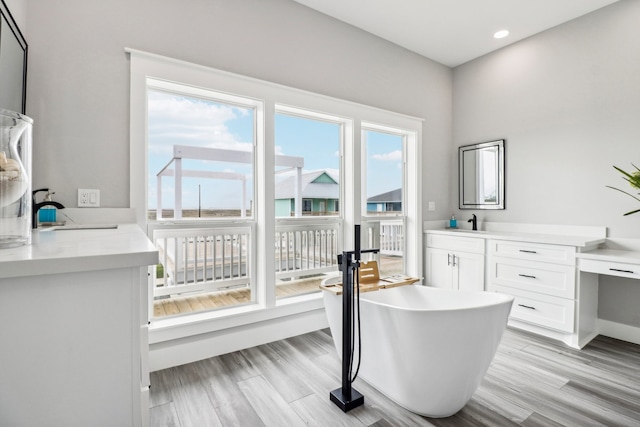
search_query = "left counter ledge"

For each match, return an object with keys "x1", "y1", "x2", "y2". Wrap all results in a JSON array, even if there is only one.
[{"x1": 0, "y1": 223, "x2": 159, "y2": 279}]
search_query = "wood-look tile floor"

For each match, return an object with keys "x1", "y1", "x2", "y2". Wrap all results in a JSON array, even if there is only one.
[{"x1": 149, "y1": 328, "x2": 640, "y2": 426}]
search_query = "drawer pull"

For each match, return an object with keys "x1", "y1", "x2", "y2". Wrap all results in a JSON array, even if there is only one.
[
  {"x1": 519, "y1": 249, "x2": 537, "y2": 254},
  {"x1": 518, "y1": 303, "x2": 536, "y2": 310},
  {"x1": 447, "y1": 254, "x2": 458, "y2": 267},
  {"x1": 518, "y1": 274, "x2": 537, "y2": 279},
  {"x1": 609, "y1": 268, "x2": 635, "y2": 274}
]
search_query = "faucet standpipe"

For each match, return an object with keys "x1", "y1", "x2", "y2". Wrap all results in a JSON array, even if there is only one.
[{"x1": 468, "y1": 214, "x2": 478, "y2": 231}]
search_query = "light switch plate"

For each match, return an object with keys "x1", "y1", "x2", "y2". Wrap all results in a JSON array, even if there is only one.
[{"x1": 78, "y1": 189, "x2": 100, "y2": 207}]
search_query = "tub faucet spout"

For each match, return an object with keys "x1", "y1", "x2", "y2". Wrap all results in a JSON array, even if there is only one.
[{"x1": 468, "y1": 214, "x2": 477, "y2": 231}]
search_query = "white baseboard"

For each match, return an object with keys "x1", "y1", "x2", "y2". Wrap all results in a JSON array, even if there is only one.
[
  {"x1": 598, "y1": 319, "x2": 640, "y2": 345},
  {"x1": 149, "y1": 308, "x2": 328, "y2": 372}
]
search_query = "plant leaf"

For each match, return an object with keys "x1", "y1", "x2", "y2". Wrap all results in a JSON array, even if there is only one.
[
  {"x1": 605, "y1": 185, "x2": 640, "y2": 203},
  {"x1": 613, "y1": 165, "x2": 640, "y2": 189}
]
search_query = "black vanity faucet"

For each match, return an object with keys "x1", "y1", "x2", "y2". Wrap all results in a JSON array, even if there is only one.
[
  {"x1": 32, "y1": 188, "x2": 65, "y2": 229},
  {"x1": 468, "y1": 214, "x2": 478, "y2": 231}
]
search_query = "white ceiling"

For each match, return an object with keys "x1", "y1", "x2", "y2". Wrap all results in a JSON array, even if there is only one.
[{"x1": 292, "y1": 0, "x2": 620, "y2": 67}]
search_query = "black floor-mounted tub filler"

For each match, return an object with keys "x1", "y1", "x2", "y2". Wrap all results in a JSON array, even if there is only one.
[{"x1": 330, "y1": 224, "x2": 378, "y2": 412}]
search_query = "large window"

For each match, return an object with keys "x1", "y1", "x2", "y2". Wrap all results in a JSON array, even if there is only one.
[
  {"x1": 274, "y1": 113, "x2": 341, "y2": 218},
  {"x1": 146, "y1": 79, "x2": 260, "y2": 317},
  {"x1": 362, "y1": 126, "x2": 407, "y2": 276},
  {"x1": 147, "y1": 87, "x2": 256, "y2": 220},
  {"x1": 273, "y1": 109, "x2": 344, "y2": 299},
  {"x1": 364, "y1": 129, "x2": 404, "y2": 217},
  {"x1": 129, "y1": 49, "x2": 422, "y2": 333}
]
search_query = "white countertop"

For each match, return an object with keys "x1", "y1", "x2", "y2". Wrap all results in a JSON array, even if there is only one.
[
  {"x1": 425, "y1": 228, "x2": 606, "y2": 248},
  {"x1": 0, "y1": 224, "x2": 159, "y2": 279}
]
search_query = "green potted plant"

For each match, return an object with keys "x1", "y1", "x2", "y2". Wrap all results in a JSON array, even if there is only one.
[{"x1": 607, "y1": 163, "x2": 640, "y2": 216}]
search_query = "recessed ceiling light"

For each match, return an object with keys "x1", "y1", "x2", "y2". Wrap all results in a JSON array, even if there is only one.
[{"x1": 494, "y1": 30, "x2": 509, "y2": 39}]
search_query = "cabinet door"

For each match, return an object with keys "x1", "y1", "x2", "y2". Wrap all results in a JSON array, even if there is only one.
[
  {"x1": 454, "y1": 251, "x2": 485, "y2": 291},
  {"x1": 426, "y1": 247, "x2": 454, "y2": 288}
]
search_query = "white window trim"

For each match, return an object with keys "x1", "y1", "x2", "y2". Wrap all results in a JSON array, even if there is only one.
[{"x1": 127, "y1": 48, "x2": 423, "y2": 356}]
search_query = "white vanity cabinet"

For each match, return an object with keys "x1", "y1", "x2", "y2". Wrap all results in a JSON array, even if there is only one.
[
  {"x1": 487, "y1": 240, "x2": 577, "y2": 332},
  {"x1": 0, "y1": 225, "x2": 158, "y2": 427},
  {"x1": 425, "y1": 226, "x2": 607, "y2": 349},
  {"x1": 487, "y1": 238, "x2": 599, "y2": 348},
  {"x1": 425, "y1": 232, "x2": 485, "y2": 291}
]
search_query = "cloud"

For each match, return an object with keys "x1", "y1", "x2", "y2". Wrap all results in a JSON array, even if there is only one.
[
  {"x1": 148, "y1": 91, "x2": 256, "y2": 209},
  {"x1": 148, "y1": 90, "x2": 253, "y2": 156},
  {"x1": 372, "y1": 150, "x2": 402, "y2": 161}
]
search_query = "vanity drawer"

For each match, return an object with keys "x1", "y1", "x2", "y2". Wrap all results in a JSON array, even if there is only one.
[
  {"x1": 579, "y1": 258, "x2": 640, "y2": 280},
  {"x1": 489, "y1": 257, "x2": 576, "y2": 299},
  {"x1": 488, "y1": 240, "x2": 575, "y2": 265},
  {"x1": 426, "y1": 233, "x2": 485, "y2": 254},
  {"x1": 491, "y1": 285, "x2": 575, "y2": 333}
]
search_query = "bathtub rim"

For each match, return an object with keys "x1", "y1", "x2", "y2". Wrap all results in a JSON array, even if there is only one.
[{"x1": 353, "y1": 284, "x2": 514, "y2": 313}]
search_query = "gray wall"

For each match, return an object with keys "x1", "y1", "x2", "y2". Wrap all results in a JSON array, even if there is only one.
[
  {"x1": 453, "y1": 0, "x2": 640, "y2": 240},
  {"x1": 23, "y1": 0, "x2": 452, "y2": 220},
  {"x1": 453, "y1": 0, "x2": 640, "y2": 326},
  {"x1": 4, "y1": 0, "x2": 26, "y2": 31}
]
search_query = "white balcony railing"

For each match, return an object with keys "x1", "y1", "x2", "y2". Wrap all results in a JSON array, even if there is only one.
[
  {"x1": 153, "y1": 225, "x2": 252, "y2": 298},
  {"x1": 363, "y1": 218, "x2": 404, "y2": 256},
  {"x1": 151, "y1": 219, "x2": 402, "y2": 301},
  {"x1": 275, "y1": 220, "x2": 340, "y2": 279}
]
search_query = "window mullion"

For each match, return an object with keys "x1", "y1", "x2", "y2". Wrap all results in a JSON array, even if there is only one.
[{"x1": 260, "y1": 101, "x2": 276, "y2": 308}]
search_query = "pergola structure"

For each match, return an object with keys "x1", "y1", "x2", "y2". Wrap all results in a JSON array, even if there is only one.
[{"x1": 156, "y1": 145, "x2": 304, "y2": 219}]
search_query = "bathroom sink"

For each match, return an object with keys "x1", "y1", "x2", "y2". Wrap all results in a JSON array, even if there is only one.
[{"x1": 447, "y1": 229, "x2": 488, "y2": 234}]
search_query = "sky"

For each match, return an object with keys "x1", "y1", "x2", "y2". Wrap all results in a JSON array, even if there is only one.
[{"x1": 147, "y1": 90, "x2": 403, "y2": 211}]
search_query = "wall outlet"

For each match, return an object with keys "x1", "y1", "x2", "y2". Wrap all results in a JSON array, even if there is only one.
[{"x1": 78, "y1": 189, "x2": 100, "y2": 207}]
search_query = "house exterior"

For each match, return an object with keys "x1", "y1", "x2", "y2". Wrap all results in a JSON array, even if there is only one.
[
  {"x1": 367, "y1": 188, "x2": 402, "y2": 213},
  {"x1": 275, "y1": 173, "x2": 401, "y2": 216},
  {"x1": 275, "y1": 170, "x2": 339, "y2": 216}
]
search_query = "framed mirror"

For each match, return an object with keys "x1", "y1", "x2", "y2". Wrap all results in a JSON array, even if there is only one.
[
  {"x1": 459, "y1": 139, "x2": 505, "y2": 210},
  {"x1": 0, "y1": 0, "x2": 28, "y2": 114}
]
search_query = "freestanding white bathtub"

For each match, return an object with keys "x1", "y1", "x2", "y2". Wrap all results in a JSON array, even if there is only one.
[{"x1": 323, "y1": 284, "x2": 513, "y2": 418}]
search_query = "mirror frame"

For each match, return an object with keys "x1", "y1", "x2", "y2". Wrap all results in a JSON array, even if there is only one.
[
  {"x1": 0, "y1": 0, "x2": 28, "y2": 114},
  {"x1": 458, "y1": 139, "x2": 505, "y2": 210}
]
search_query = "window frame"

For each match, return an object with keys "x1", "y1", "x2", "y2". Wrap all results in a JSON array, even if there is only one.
[
  {"x1": 360, "y1": 123, "x2": 413, "y2": 274},
  {"x1": 127, "y1": 48, "x2": 422, "y2": 344}
]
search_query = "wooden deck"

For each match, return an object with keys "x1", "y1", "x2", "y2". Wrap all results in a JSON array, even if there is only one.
[
  {"x1": 153, "y1": 277, "x2": 324, "y2": 318},
  {"x1": 153, "y1": 255, "x2": 404, "y2": 318}
]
